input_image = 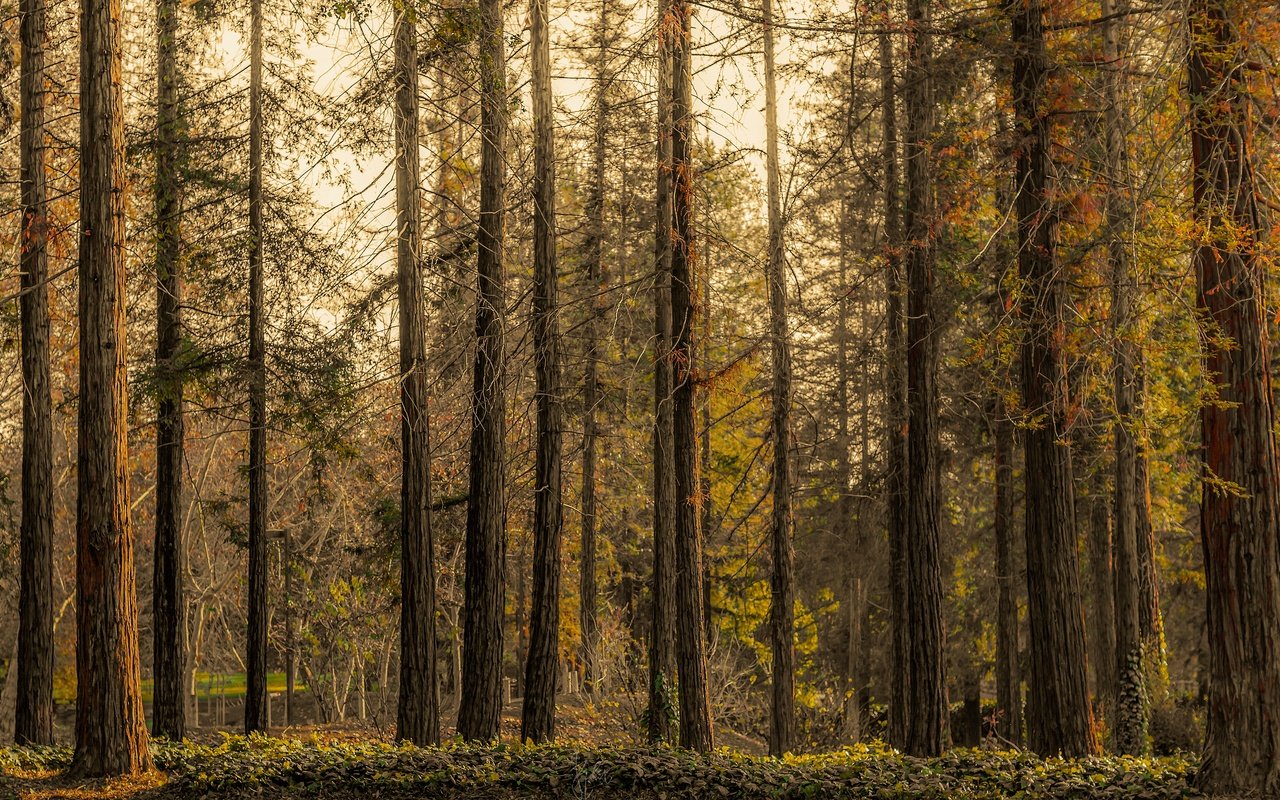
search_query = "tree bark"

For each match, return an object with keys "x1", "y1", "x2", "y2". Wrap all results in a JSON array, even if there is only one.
[
  {"x1": 669, "y1": 0, "x2": 713, "y2": 751},
  {"x1": 699, "y1": 243, "x2": 713, "y2": 647},
  {"x1": 394, "y1": 5, "x2": 439, "y2": 747},
  {"x1": 521, "y1": 0, "x2": 563, "y2": 742},
  {"x1": 993, "y1": 394, "x2": 1021, "y2": 745},
  {"x1": 1189, "y1": 0, "x2": 1280, "y2": 791},
  {"x1": 899, "y1": 0, "x2": 948, "y2": 757},
  {"x1": 991, "y1": 147, "x2": 1022, "y2": 747},
  {"x1": 15, "y1": 0, "x2": 54, "y2": 746},
  {"x1": 580, "y1": 0, "x2": 608, "y2": 696},
  {"x1": 1008, "y1": 0, "x2": 1098, "y2": 756},
  {"x1": 1134, "y1": 446, "x2": 1166, "y2": 687},
  {"x1": 71, "y1": 0, "x2": 154, "y2": 769},
  {"x1": 648, "y1": 0, "x2": 678, "y2": 744},
  {"x1": 878, "y1": 0, "x2": 909, "y2": 750},
  {"x1": 151, "y1": 0, "x2": 186, "y2": 741},
  {"x1": 760, "y1": 0, "x2": 794, "y2": 758},
  {"x1": 243, "y1": 0, "x2": 269, "y2": 734},
  {"x1": 1087, "y1": 470, "x2": 1116, "y2": 710},
  {"x1": 458, "y1": 0, "x2": 508, "y2": 742},
  {"x1": 836, "y1": 175, "x2": 859, "y2": 743},
  {"x1": 1101, "y1": 0, "x2": 1146, "y2": 755}
]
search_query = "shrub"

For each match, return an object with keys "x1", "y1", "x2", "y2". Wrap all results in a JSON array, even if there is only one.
[{"x1": 1149, "y1": 694, "x2": 1203, "y2": 756}]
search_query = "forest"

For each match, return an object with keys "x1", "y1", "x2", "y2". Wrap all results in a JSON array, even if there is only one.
[{"x1": 0, "y1": 0, "x2": 1277, "y2": 795}]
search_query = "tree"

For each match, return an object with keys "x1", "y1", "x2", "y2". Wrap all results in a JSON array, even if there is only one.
[
  {"x1": 1086, "y1": 468, "x2": 1116, "y2": 709},
  {"x1": 877, "y1": 0, "x2": 908, "y2": 749},
  {"x1": 990, "y1": 139, "x2": 1021, "y2": 747},
  {"x1": 458, "y1": 0, "x2": 508, "y2": 742},
  {"x1": 15, "y1": 0, "x2": 54, "y2": 747},
  {"x1": 394, "y1": 1, "x2": 439, "y2": 747},
  {"x1": 1189, "y1": 0, "x2": 1280, "y2": 791},
  {"x1": 1007, "y1": 0, "x2": 1097, "y2": 757},
  {"x1": 580, "y1": 0, "x2": 609, "y2": 697},
  {"x1": 761, "y1": 0, "x2": 795, "y2": 758},
  {"x1": 244, "y1": 0, "x2": 269, "y2": 733},
  {"x1": 669, "y1": 0, "x2": 713, "y2": 751},
  {"x1": 521, "y1": 0, "x2": 563, "y2": 742},
  {"x1": 899, "y1": 0, "x2": 947, "y2": 757},
  {"x1": 992, "y1": 390, "x2": 1021, "y2": 745},
  {"x1": 71, "y1": 0, "x2": 154, "y2": 770},
  {"x1": 1101, "y1": 0, "x2": 1146, "y2": 756},
  {"x1": 152, "y1": 0, "x2": 187, "y2": 740},
  {"x1": 1134, "y1": 454, "x2": 1165, "y2": 686},
  {"x1": 648, "y1": 0, "x2": 678, "y2": 746}
]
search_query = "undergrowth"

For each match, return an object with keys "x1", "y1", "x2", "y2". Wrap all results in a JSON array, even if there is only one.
[{"x1": 0, "y1": 735, "x2": 1200, "y2": 798}]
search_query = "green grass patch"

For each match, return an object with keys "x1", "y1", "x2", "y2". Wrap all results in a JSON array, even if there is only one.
[
  {"x1": 52, "y1": 673, "x2": 305, "y2": 704},
  {"x1": 0, "y1": 736, "x2": 1201, "y2": 798}
]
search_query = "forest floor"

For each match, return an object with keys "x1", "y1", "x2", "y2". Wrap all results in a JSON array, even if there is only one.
[{"x1": 1, "y1": 729, "x2": 1202, "y2": 800}]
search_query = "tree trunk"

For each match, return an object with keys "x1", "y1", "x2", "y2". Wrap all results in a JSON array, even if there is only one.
[
  {"x1": 1008, "y1": 0, "x2": 1097, "y2": 756},
  {"x1": 1189, "y1": 0, "x2": 1280, "y2": 791},
  {"x1": 877, "y1": 2, "x2": 908, "y2": 750},
  {"x1": 244, "y1": 0, "x2": 268, "y2": 735},
  {"x1": 1134, "y1": 446, "x2": 1166, "y2": 689},
  {"x1": 699, "y1": 243, "x2": 713, "y2": 647},
  {"x1": 900, "y1": 0, "x2": 948, "y2": 757},
  {"x1": 151, "y1": 0, "x2": 186, "y2": 741},
  {"x1": 1101, "y1": 0, "x2": 1146, "y2": 755},
  {"x1": 648, "y1": 0, "x2": 678, "y2": 745},
  {"x1": 669, "y1": 0, "x2": 713, "y2": 751},
  {"x1": 1087, "y1": 471, "x2": 1116, "y2": 711},
  {"x1": 521, "y1": 0, "x2": 563, "y2": 742},
  {"x1": 761, "y1": 0, "x2": 794, "y2": 757},
  {"x1": 993, "y1": 393, "x2": 1021, "y2": 745},
  {"x1": 580, "y1": 0, "x2": 607, "y2": 696},
  {"x1": 836, "y1": 176, "x2": 860, "y2": 743},
  {"x1": 394, "y1": 5, "x2": 439, "y2": 747},
  {"x1": 990, "y1": 153, "x2": 1022, "y2": 747},
  {"x1": 71, "y1": 0, "x2": 154, "y2": 769},
  {"x1": 15, "y1": 0, "x2": 54, "y2": 747},
  {"x1": 458, "y1": 0, "x2": 508, "y2": 742}
]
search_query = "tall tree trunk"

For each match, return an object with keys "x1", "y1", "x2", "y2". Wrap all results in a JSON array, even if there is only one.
[
  {"x1": 878, "y1": 0, "x2": 908, "y2": 750},
  {"x1": 244, "y1": 0, "x2": 268, "y2": 734},
  {"x1": 394, "y1": 5, "x2": 439, "y2": 747},
  {"x1": 993, "y1": 392, "x2": 1021, "y2": 745},
  {"x1": 991, "y1": 147, "x2": 1022, "y2": 747},
  {"x1": 699, "y1": 243, "x2": 713, "y2": 647},
  {"x1": 580, "y1": 0, "x2": 607, "y2": 696},
  {"x1": 761, "y1": 0, "x2": 794, "y2": 757},
  {"x1": 1189, "y1": 0, "x2": 1280, "y2": 791},
  {"x1": 900, "y1": 0, "x2": 947, "y2": 757},
  {"x1": 1134, "y1": 446, "x2": 1166, "y2": 688},
  {"x1": 1008, "y1": 0, "x2": 1098, "y2": 756},
  {"x1": 521, "y1": 0, "x2": 563, "y2": 742},
  {"x1": 648, "y1": 0, "x2": 678, "y2": 744},
  {"x1": 669, "y1": 0, "x2": 713, "y2": 751},
  {"x1": 1087, "y1": 471, "x2": 1116, "y2": 710},
  {"x1": 458, "y1": 0, "x2": 508, "y2": 742},
  {"x1": 1101, "y1": 0, "x2": 1146, "y2": 755},
  {"x1": 15, "y1": 0, "x2": 54, "y2": 747},
  {"x1": 152, "y1": 0, "x2": 186, "y2": 741},
  {"x1": 836, "y1": 189, "x2": 858, "y2": 742},
  {"x1": 71, "y1": 0, "x2": 153, "y2": 770}
]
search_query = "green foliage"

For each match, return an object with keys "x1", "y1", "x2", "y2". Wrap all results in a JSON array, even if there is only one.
[{"x1": 1, "y1": 737, "x2": 1201, "y2": 798}]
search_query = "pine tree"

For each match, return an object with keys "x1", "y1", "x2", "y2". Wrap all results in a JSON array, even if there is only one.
[
  {"x1": 521, "y1": 0, "x2": 564, "y2": 742},
  {"x1": 458, "y1": 0, "x2": 509, "y2": 742},
  {"x1": 394, "y1": 1, "x2": 439, "y2": 747},
  {"x1": 1007, "y1": 0, "x2": 1097, "y2": 756},
  {"x1": 71, "y1": 0, "x2": 154, "y2": 770}
]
